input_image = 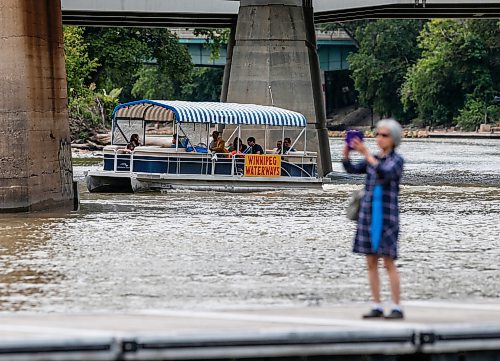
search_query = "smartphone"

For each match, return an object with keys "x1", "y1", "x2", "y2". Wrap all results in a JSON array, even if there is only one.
[{"x1": 345, "y1": 129, "x2": 364, "y2": 150}]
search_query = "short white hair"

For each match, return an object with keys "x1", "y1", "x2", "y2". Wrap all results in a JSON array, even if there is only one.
[{"x1": 376, "y1": 118, "x2": 402, "y2": 148}]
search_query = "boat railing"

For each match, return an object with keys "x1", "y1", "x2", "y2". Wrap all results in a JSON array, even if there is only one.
[{"x1": 108, "y1": 148, "x2": 317, "y2": 178}]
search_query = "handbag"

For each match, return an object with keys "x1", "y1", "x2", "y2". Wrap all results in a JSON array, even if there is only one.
[{"x1": 346, "y1": 189, "x2": 364, "y2": 221}]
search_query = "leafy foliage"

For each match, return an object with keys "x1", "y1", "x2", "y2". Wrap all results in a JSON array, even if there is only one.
[
  {"x1": 64, "y1": 26, "x2": 120, "y2": 126},
  {"x1": 132, "y1": 66, "x2": 176, "y2": 100},
  {"x1": 346, "y1": 20, "x2": 423, "y2": 120},
  {"x1": 193, "y1": 28, "x2": 231, "y2": 60},
  {"x1": 64, "y1": 27, "x2": 99, "y2": 99},
  {"x1": 181, "y1": 67, "x2": 225, "y2": 101},
  {"x1": 83, "y1": 28, "x2": 193, "y2": 102},
  {"x1": 402, "y1": 19, "x2": 499, "y2": 126},
  {"x1": 63, "y1": 26, "x2": 225, "y2": 138},
  {"x1": 320, "y1": 21, "x2": 371, "y2": 48},
  {"x1": 456, "y1": 97, "x2": 500, "y2": 130},
  {"x1": 323, "y1": 19, "x2": 498, "y2": 127}
]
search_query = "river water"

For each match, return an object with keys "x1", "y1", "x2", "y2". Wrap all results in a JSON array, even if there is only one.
[{"x1": 0, "y1": 138, "x2": 498, "y2": 312}]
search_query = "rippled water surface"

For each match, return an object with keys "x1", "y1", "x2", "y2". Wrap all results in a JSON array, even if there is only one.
[{"x1": 0, "y1": 138, "x2": 499, "y2": 312}]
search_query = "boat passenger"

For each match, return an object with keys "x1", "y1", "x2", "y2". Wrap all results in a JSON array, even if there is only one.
[
  {"x1": 245, "y1": 137, "x2": 264, "y2": 155},
  {"x1": 126, "y1": 133, "x2": 141, "y2": 152},
  {"x1": 209, "y1": 131, "x2": 227, "y2": 153},
  {"x1": 228, "y1": 137, "x2": 247, "y2": 158},
  {"x1": 274, "y1": 140, "x2": 283, "y2": 154},
  {"x1": 169, "y1": 133, "x2": 185, "y2": 148},
  {"x1": 283, "y1": 137, "x2": 296, "y2": 153},
  {"x1": 229, "y1": 137, "x2": 248, "y2": 153}
]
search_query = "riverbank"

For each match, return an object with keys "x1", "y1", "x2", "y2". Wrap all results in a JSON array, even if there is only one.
[
  {"x1": 428, "y1": 131, "x2": 500, "y2": 139},
  {"x1": 328, "y1": 129, "x2": 500, "y2": 139},
  {"x1": 71, "y1": 127, "x2": 500, "y2": 153}
]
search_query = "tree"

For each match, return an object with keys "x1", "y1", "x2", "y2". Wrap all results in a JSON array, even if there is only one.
[
  {"x1": 63, "y1": 26, "x2": 121, "y2": 138},
  {"x1": 320, "y1": 20, "x2": 372, "y2": 49},
  {"x1": 131, "y1": 66, "x2": 176, "y2": 100},
  {"x1": 193, "y1": 28, "x2": 231, "y2": 60},
  {"x1": 455, "y1": 96, "x2": 500, "y2": 130},
  {"x1": 401, "y1": 19, "x2": 498, "y2": 127},
  {"x1": 64, "y1": 26, "x2": 227, "y2": 140},
  {"x1": 63, "y1": 26, "x2": 106, "y2": 126},
  {"x1": 63, "y1": 27, "x2": 99, "y2": 101},
  {"x1": 83, "y1": 28, "x2": 193, "y2": 102},
  {"x1": 346, "y1": 20, "x2": 423, "y2": 120},
  {"x1": 181, "y1": 67, "x2": 224, "y2": 102}
]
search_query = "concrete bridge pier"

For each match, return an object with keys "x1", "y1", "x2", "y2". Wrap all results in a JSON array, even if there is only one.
[
  {"x1": 0, "y1": 0, "x2": 74, "y2": 212},
  {"x1": 224, "y1": 0, "x2": 332, "y2": 176}
]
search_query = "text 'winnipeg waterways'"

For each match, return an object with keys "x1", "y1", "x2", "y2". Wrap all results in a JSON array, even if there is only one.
[{"x1": 244, "y1": 155, "x2": 281, "y2": 177}]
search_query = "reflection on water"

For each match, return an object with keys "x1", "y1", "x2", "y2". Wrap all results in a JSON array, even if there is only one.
[
  {"x1": 0, "y1": 217, "x2": 66, "y2": 311},
  {"x1": 0, "y1": 139, "x2": 499, "y2": 312}
]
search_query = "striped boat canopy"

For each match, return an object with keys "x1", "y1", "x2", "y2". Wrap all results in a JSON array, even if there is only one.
[{"x1": 113, "y1": 100, "x2": 307, "y2": 127}]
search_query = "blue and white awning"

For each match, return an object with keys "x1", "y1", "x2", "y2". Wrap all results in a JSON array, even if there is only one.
[{"x1": 113, "y1": 100, "x2": 307, "y2": 127}]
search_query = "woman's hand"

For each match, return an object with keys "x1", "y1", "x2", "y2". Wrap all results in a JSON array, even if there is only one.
[
  {"x1": 351, "y1": 138, "x2": 369, "y2": 157},
  {"x1": 352, "y1": 138, "x2": 379, "y2": 166}
]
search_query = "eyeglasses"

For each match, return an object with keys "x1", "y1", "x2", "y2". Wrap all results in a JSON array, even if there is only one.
[{"x1": 375, "y1": 132, "x2": 390, "y2": 138}]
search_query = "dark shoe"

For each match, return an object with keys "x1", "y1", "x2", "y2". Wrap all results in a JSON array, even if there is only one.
[
  {"x1": 362, "y1": 309, "x2": 384, "y2": 319},
  {"x1": 385, "y1": 309, "x2": 404, "y2": 319}
]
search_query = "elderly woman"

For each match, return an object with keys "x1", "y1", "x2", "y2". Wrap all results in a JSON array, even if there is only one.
[{"x1": 342, "y1": 119, "x2": 405, "y2": 320}]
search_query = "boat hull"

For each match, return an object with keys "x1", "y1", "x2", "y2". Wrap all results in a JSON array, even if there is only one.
[
  {"x1": 86, "y1": 172, "x2": 133, "y2": 193},
  {"x1": 86, "y1": 170, "x2": 325, "y2": 193}
]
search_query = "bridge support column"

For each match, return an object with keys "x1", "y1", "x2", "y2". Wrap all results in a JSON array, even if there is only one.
[
  {"x1": 224, "y1": 0, "x2": 332, "y2": 176},
  {"x1": 0, "y1": 0, "x2": 74, "y2": 212},
  {"x1": 220, "y1": 25, "x2": 236, "y2": 104}
]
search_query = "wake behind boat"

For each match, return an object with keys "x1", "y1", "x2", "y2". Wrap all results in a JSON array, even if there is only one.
[{"x1": 85, "y1": 100, "x2": 327, "y2": 193}]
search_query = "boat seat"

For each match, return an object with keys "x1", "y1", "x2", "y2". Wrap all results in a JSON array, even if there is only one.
[
  {"x1": 264, "y1": 150, "x2": 316, "y2": 157},
  {"x1": 134, "y1": 146, "x2": 188, "y2": 153},
  {"x1": 103, "y1": 145, "x2": 123, "y2": 151}
]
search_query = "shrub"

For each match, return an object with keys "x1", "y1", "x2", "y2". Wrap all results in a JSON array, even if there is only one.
[{"x1": 455, "y1": 97, "x2": 500, "y2": 131}]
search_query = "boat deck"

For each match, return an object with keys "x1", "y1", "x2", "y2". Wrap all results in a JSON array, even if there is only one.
[{"x1": 1, "y1": 301, "x2": 500, "y2": 360}]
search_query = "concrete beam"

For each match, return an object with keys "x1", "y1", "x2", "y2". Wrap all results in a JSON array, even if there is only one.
[
  {"x1": 61, "y1": 0, "x2": 239, "y2": 27},
  {"x1": 315, "y1": 0, "x2": 500, "y2": 12},
  {"x1": 240, "y1": 0, "x2": 303, "y2": 5},
  {"x1": 61, "y1": 0, "x2": 240, "y2": 13},
  {"x1": 60, "y1": 0, "x2": 500, "y2": 27},
  {"x1": 314, "y1": 0, "x2": 500, "y2": 22},
  {"x1": 0, "y1": 0, "x2": 74, "y2": 212}
]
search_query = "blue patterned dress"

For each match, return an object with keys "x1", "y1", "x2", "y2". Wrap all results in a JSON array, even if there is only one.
[{"x1": 342, "y1": 151, "x2": 404, "y2": 259}]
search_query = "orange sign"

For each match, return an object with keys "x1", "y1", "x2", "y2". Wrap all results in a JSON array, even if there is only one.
[{"x1": 244, "y1": 155, "x2": 281, "y2": 177}]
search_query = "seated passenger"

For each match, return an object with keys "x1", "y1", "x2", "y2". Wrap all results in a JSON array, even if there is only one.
[
  {"x1": 209, "y1": 131, "x2": 227, "y2": 153},
  {"x1": 229, "y1": 137, "x2": 247, "y2": 158},
  {"x1": 245, "y1": 137, "x2": 264, "y2": 155},
  {"x1": 126, "y1": 133, "x2": 141, "y2": 152},
  {"x1": 283, "y1": 137, "x2": 296, "y2": 154},
  {"x1": 228, "y1": 137, "x2": 248, "y2": 156},
  {"x1": 274, "y1": 140, "x2": 283, "y2": 154},
  {"x1": 169, "y1": 133, "x2": 185, "y2": 148}
]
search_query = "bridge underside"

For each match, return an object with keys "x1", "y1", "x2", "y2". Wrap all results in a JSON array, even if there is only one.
[
  {"x1": 315, "y1": 3, "x2": 500, "y2": 22},
  {"x1": 62, "y1": 12, "x2": 237, "y2": 28},
  {"x1": 62, "y1": 3, "x2": 500, "y2": 27}
]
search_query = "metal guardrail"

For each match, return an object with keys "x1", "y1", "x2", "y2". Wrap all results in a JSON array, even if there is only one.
[
  {"x1": 2, "y1": 326, "x2": 500, "y2": 361},
  {"x1": 109, "y1": 149, "x2": 318, "y2": 179}
]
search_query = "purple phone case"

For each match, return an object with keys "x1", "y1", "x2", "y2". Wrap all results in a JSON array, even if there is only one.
[{"x1": 345, "y1": 130, "x2": 364, "y2": 150}]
